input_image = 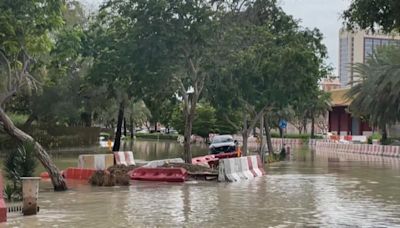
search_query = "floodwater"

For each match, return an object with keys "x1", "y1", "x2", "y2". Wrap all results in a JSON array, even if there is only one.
[{"x1": 4, "y1": 140, "x2": 400, "y2": 227}]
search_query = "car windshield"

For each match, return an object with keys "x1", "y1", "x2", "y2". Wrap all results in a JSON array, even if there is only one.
[{"x1": 212, "y1": 136, "x2": 233, "y2": 144}]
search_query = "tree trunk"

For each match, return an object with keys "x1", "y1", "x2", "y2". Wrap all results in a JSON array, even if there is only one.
[
  {"x1": 311, "y1": 112, "x2": 315, "y2": 139},
  {"x1": 279, "y1": 127, "x2": 283, "y2": 138},
  {"x1": 183, "y1": 109, "x2": 194, "y2": 163},
  {"x1": 123, "y1": 117, "x2": 127, "y2": 137},
  {"x1": 112, "y1": 101, "x2": 125, "y2": 151},
  {"x1": 242, "y1": 130, "x2": 248, "y2": 157},
  {"x1": 242, "y1": 112, "x2": 248, "y2": 156},
  {"x1": 130, "y1": 117, "x2": 134, "y2": 139},
  {"x1": 303, "y1": 117, "x2": 308, "y2": 134},
  {"x1": 154, "y1": 122, "x2": 158, "y2": 132},
  {"x1": 0, "y1": 107, "x2": 67, "y2": 191},
  {"x1": 263, "y1": 114, "x2": 274, "y2": 155},
  {"x1": 381, "y1": 125, "x2": 388, "y2": 144},
  {"x1": 259, "y1": 113, "x2": 265, "y2": 163}
]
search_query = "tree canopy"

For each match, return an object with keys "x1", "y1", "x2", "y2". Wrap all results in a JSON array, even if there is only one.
[{"x1": 343, "y1": 0, "x2": 400, "y2": 33}]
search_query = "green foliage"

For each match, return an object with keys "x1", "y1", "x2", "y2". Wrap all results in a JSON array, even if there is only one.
[
  {"x1": 208, "y1": 0, "x2": 329, "y2": 140},
  {"x1": 7, "y1": 113, "x2": 29, "y2": 126},
  {"x1": 343, "y1": 0, "x2": 400, "y2": 33},
  {"x1": 347, "y1": 46, "x2": 400, "y2": 132},
  {"x1": 270, "y1": 133, "x2": 322, "y2": 140},
  {"x1": 3, "y1": 183, "x2": 16, "y2": 201},
  {"x1": 171, "y1": 102, "x2": 217, "y2": 138},
  {"x1": 0, "y1": 0, "x2": 65, "y2": 100},
  {"x1": 135, "y1": 133, "x2": 178, "y2": 141},
  {"x1": 367, "y1": 132, "x2": 382, "y2": 144},
  {"x1": 3, "y1": 142, "x2": 37, "y2": 200}
]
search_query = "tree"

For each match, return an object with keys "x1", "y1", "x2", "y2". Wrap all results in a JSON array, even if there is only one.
[
  {"x1": 343, "y1": 0, "x2": 400, "y2": 33},
  {"x1": 346, "y1": 46, "x2": 400, "y2": 142},
  {"x1": 211, "y1": 0, "x2": 328, "y2": 159},
  {"x1": 124, "y1": 100, "x2": 152, "y2": 138},
  {"x1": 87, "y1": 4, "x2": 139, "y2": 151},
  {"x1": 0, "y1": 0, "x2": 67, "y2": 191},
  {"x1": 99, "y1": 0, "x2": 222, "y2": 163},
  {"x1": 171, "y1": 102, "x2": 217, "y2": 139}
]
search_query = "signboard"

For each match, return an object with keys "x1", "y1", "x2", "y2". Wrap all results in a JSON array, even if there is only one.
[{"x1": 279, "y1": 119, "x2": 287, "y2": 129}]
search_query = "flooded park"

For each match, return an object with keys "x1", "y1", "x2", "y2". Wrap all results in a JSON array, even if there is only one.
[{"x1": 3, "y1": 140, "x2": 400, "y2": 227}]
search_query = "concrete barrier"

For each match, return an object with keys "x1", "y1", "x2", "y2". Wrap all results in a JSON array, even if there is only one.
[
  {"x1": 218, "y1": 155, "x2": 265, "y2": 182},
  {"x1": 143, "y1": 158, "x2": 184, "y2": 168},
  {"x1": 78, "y1": 154, "x2": 114, "y2": 170},
  {"x1": 114, "y1": 151, "x2": 136, "y2": 166},
  {"x1": 316, "y1": 141, "x2": 400, "y2": 158}
]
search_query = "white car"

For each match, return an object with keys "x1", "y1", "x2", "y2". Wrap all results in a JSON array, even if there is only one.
[{"x1": 209, "y1": 135, "x2": 237, "y2": 154}]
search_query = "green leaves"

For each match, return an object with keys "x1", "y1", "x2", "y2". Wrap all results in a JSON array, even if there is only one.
[
  {"x1": 347, "y1": 46, "x2": 400, "y2": 128},
  {"x1": 343, "y1": 0, "x2": 400, "y2": 33}
]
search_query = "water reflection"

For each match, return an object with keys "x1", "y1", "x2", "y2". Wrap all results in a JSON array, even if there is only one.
[{"x1": 5, "y1": 145, "x2": 400, "y2": 227}]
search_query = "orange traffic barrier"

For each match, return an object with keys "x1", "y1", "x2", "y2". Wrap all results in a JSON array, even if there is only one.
[
  {"x1": 39, "y1": 172, "x2": 50, "y2": 179},
  {"x1": 62, "y1": 167, "x2": 97, "y2": 180},
  {"x1": 131, "y1": 167, "x2": 188, "y2": 182}
]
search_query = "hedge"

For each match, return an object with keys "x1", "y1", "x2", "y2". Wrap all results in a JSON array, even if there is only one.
[{"x1": 134, "y1": 133, "x2": 179, "y2": 141}]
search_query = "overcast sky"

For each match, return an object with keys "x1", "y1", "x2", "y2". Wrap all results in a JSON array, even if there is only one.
[
  {"x1": 82, "y1": 0, "x2": 352, "y2": 75},
  {"x1": 279, "y1": 0, "x2": 352, "y2": 75}
]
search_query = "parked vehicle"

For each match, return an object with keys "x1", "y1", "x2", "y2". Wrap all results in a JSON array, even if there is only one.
[{"x1": 209, "y1": 135, "x2": 237, "y2": 154}]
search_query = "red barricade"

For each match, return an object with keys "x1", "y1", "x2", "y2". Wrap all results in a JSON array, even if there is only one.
[
  {"x1": 192, "y1": 155, "x2": 218, "y2": 167},
  {"x1": 0, "y1": 174, "x2": 6, "y2": 222},
  {"x1": 40, "y1": 172, "x2": 50, "y2": 179},
  {"x1": 131, "y1": 167, "x2": 188, "y2": 182},
  {"x1": 62, "y1": 167, "x2": 97, "y2": 180}
]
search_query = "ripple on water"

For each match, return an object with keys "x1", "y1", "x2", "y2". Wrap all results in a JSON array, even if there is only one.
[{"x1": 5, "y1": 147, "x2": 400, "y2": 227}]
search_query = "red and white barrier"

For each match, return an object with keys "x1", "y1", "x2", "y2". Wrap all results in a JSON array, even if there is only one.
[
  {"x1": 78, "y1": 154, "x2": 114, "y2": 170},
  {"x1": 218, "y1": 155, "x2": 265, "y2": 182},
  {"x1": 315, "y1": 142, "x2": 400, "y2": 158},
  {"x1": 192, "y1": 155, "x2": 218, "y2": 167},
  {"x1": 143, "y1": 158, "x2": 184, "y2": 168},
  {"x1": 315, "y1": 150, "x2": 400, "y2": 169},
  {"x1": 114, "y1": 151, "x2": 136, "y2": 166},
  {"x1": 0, "y1": 174, "x2": 6, "y2": 222}
]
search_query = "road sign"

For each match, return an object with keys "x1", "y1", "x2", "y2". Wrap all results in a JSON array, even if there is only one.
[{"x1": 279, "y1": 119, "x2": 287, "y2": 129}]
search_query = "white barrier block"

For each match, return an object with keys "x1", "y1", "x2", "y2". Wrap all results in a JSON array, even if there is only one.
[
  {"x1": 94, "y1": 154, "x2": 106, "y2": 170},
  {"x1": 240, "y1": 157, "x2": 255, "y2": 180},
  {"x1": 250, "y1": 156, "x2": 263, "y2": 177},
  {"x1": 218, "y1": 158, "x2": 240, "y2": 182},
  {"x1": 114, "y1": 151, "x2": 136, "y2": 166},
  {"x1": 143, "y1": 158, "x2": 184, "y2": 168}
]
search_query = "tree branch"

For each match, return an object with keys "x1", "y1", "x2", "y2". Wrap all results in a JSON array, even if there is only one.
[
  {"x1": 244, "y1": 105, "x2": 268, "y2": 135},
  {"x1": 0, "y1": 88, "x2": 18, "y2": 105},
  {"x1": 223, "y1": 113, "x2": 240, "y2": 129},
  {"x1": 0, "y1": 49, "x2": 12, "y2": 91}
]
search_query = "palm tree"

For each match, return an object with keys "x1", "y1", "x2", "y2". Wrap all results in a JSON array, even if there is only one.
[{"x1": 347, "y1": 46, "x2": 400, "y2": 142}]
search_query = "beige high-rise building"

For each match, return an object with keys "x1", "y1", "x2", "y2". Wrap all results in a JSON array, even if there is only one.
[{"x1": 338, "y1": 29, "x2": 400, "y2": 87}]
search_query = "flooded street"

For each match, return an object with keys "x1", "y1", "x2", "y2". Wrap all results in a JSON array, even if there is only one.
[{"x1": 4, "y1": 140, "x2": 400, "y2": 227}]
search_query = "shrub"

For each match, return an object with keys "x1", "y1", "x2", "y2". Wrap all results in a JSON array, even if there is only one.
[
  {"x1": 135, "y1": 133, "x2": 178, "y2": 141},
  {"x1": 3, "y1": 142, "x2": 37, "y2": 201}
]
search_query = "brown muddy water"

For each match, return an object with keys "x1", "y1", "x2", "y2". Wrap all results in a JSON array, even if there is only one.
[{"x1": 3, "y1": 140, "x2": 400, "y2": 227}]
